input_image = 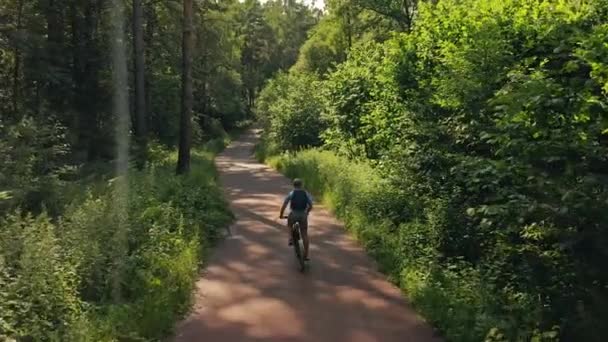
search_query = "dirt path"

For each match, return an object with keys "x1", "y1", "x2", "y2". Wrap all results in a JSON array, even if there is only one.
[{"x1": 173, "y1": 129, "x2": 440, "y2": 342}]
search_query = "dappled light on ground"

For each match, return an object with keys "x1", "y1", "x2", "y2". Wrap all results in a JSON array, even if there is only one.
[{"x1": 173, "y1": 130, "x2": 440, "y2": 342}]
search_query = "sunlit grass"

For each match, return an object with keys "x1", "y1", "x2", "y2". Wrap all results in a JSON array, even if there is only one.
[
  {"x1": 257, "y1": 144, "x2": 555, "y2": 342},
  {"x1": 0, "y1": 140, "x2": 234, "y2": 341}
]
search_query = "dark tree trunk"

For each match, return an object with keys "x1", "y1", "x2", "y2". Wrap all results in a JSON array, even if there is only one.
[
  {"x1": 71, "y1": 0, "x2": 102, "y2": 160},
  {"x1": 144, "y1": 1, "x2": 156, "y2": 125},
  {"x1": 46, "y1": 0, "x2": 66, "y2": 113},
  {"x1": 12, "y1": 0, "x2": 24, "y2": 115},
  {"x1": 248, "y1": 87, "x2": 255, "y2": 111},
  {"x1": 69, "y1": 1, "x2": 83, "y2": 145},
  {"x1": 402, "y1": 0, "x2": 413, "y2": 32},
  {"x1": 345, "y1": 5, "x2": 352, "y2": 50},
  {"x1": 133, "y1": 0, "x2": 147, "y2": 167},
  {"x1": 177, "y1": 0, "x2": 194, "y2": 175}
]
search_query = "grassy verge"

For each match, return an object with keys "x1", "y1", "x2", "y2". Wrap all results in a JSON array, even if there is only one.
[
  {"x1": 0, "y1": 142, "x2": 234, "y2": 341},
  {"x1": 260, "y1": 146, "x2": 560, "y2": 342}
]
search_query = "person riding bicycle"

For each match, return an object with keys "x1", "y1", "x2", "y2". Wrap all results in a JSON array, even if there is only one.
[{"x1": 279, "y1": 178, "x2": 313, "y2": 261}]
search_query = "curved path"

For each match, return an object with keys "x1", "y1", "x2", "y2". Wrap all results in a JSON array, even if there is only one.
[{"x1": 173, "y1": 129, "x2": 440, "y2": 342}]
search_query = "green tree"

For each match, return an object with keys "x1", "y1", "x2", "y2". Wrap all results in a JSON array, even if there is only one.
[
  {"x1": 257, "y1": 72, "x2": 325, "y2": 151},
  {"x1": 258, "y1": 0, "x2": 608, "y2": 340},
  {"x1": 177, "y1": 0, "x2": 195, "y2": 175},
  {"x1": 133, "y1": 0, "x2": 147, "y2": 166},
  {"x1": 239, "y1": 0, "x2": 277, "y2": 112}
]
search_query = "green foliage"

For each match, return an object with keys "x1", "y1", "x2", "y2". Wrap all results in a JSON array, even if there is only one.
[
  {"x1": 1, "y1": 0, "x2": 312, "y2": 339},
  {"x1": 236, "y1": 0, "x2": 318, "y2": 112},
  {"x1": 292, "y1": 0, "x2": 398, "y2": 75},
  {"x1": 256, "y1": 72, "x2": 326, "y2": 151},
  {"x1": 266, "y1": 150, "x2": 570, "y2": 341},
  {"x1": 1, "y1": 0, "x2": 314, "y2": 154},
  {"x1": 0, "y1": 212, "x2": 84, "y2": 340},
  {"x1": 293, "y1": 16, "x2": 348, "y2": 75},
  {"x1": 390, "y1": 4, "x2": 608, "y2": 339},
  {"x1": 322, "y1": 40, "x2": 408, "y2": 159},
  {"x1": 0, "y1": 146, "x2": 233, "y2": 341},
  {"x1": 0, "y1": 117, "x2": 72, "y2": 216},
  {"x1": 259, "y1": 0, "x2": 608, "y2": 340},
  {"x1": 263, "y1": 0, "x2": 319, "y2": 70}
]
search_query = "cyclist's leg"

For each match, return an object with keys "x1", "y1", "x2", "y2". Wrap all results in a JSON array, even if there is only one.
[
  {"x1": 300, "y1": 216, "x2": 309, "y2": 259},
  {"x1": 287, "y1": 212, "x2": 295, "y2": 245}
]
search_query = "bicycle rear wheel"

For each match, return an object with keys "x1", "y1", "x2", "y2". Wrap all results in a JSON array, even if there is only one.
[{"x1": 292, "y1": 223, "x2": 306, "y2": 272}]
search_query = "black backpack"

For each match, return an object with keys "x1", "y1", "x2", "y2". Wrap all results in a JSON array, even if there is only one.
[{"x1": 290, "y1": 190, "x2": 309, "y2": 211}]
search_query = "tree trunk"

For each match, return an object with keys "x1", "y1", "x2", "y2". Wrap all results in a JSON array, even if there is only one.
[
  {"x1": 46, "y1": 0, "x2": 66, "y2": 113},
  {"x1": 73, "y1": 0, "x2": 102, "y2": 160},
  {"x1": 176, "y1": 0, "x2": 194, "y2": 175},
  {"x1": 70, "y1": 1, "x2": 83, "y2": 146},
  {"x1": 249, "y1": 87, "x2": 255, "y2": 111},
  {"x1": 133, "y1": 0, "x2": 147, "y2": 167},
  {"x1": 144, "y1": 1, "x2": 156, "y2": 124},
  {"x1": 401, "y1": 0, "x2": 417, "y2": 32},
  {"x1": 12, "y1": 0, "x2": 24, "y2": 114}
]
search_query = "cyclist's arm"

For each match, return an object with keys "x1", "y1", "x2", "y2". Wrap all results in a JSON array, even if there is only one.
[
  {"x1": 306, "y1": 192, "x2": 313, "y2": 213},
  {"x1": 279, "y1": 192, "x2": 292, "y2": 218}
]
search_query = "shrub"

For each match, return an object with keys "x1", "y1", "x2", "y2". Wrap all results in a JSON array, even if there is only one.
[
  {"x1": 0, "y1": 146, "x2": 233, "y2": 341},
  {"x1": 256, "y1": 72, "x2": 326, "y2": 151},
  {"x1": 267, "y1": 148, "x2": 591, "y2": 341},
  {"x1": 0, "y1": 117, "x2": 72, "y2": 216},
  {"x1": 0, "y1": 212, "x2": 86, "y2": 340},
  {"x1": 258, "y1": 0, "x2": 608, "y2": 340}
]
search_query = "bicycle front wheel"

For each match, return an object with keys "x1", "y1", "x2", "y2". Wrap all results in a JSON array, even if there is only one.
[{"x1": 292, "y1": 223, "x2": 305, "y2": 272}]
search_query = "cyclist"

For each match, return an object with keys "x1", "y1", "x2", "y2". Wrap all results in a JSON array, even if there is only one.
[{"x1": 279, "y1": 178, "x2": 313, "y2": 261}]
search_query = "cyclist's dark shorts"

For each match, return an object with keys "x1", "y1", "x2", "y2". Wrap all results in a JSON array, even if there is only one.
[{"x1": 288, "y1": 210, "x2": 308, "y2": 231}]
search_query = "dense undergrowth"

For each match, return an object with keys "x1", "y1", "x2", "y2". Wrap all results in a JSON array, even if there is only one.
[
  {"x1": 260, "y1": 146, "x2": 561, "y2": 341},
  {"x1": 0, "y1": 140, "x2": 233, "y2": 341},
  {"x1": 2, "y1": 0, "x2": 311, "y2": 338},
  {"x1": 255, "y1": 0, "x2": 608, "y2": 340}
]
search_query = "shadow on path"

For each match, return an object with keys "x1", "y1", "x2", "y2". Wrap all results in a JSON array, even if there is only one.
[{"x1": 173, "y1": 129, "x2": 441, "y2": 342}]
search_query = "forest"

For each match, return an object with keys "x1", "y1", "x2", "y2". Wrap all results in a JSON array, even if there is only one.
[
  {"x1": 1, "y1": 0, "x2": 607, "y2": 341},
  {"x1": 0, "y1": 0, "x2": 318, "y2": 340},
  {"x1": 256, "y1": 0, "x2": 608, "y2": 341}
]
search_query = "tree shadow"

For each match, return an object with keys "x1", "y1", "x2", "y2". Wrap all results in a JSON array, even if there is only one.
[{"x1": 172, "y1": 129, "x2": 441, "y2": 342}]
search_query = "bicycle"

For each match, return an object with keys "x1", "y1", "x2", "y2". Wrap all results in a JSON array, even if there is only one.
[{"x1": 281, "y1": 216, "x2": 307, "y2": 272}]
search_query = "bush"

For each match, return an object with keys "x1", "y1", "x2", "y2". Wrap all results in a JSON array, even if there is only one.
[
  {"x1": 256, "y1": 72, "x2": 326, "y2": 151},
  {"x1": 267, "y1": 149, "x2": 582, "y2": 341},
  {"x1": 291, "y1": 16, "x2": 347, "y2": 75},
  {"x1": 0, "y1": 146, "x2": 233, "y2": 341},
  {"x1": 322, "y1": 40, "x2": 409, "y2": 160},
  {"x1": 258, "y1": 0, "x2": 608, "y2": 340},
  {"x1": 0, "y1": 117, "x2": 72, "y2": 216},
  {"x1": 0, "y1": 212, "x2": 85, "y2": 340}
]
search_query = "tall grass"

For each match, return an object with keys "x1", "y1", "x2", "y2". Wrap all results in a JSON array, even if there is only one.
[
  {"x1": 266, "y1": 148, "x2": 560, "y2": 342},
  {"x1": 0, "y1": 145, "x2": 233, "y2": 341}
]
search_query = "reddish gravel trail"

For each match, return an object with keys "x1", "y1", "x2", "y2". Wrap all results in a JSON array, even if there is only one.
[{"x1": 173, "y1": 129, "x2": 440, "y2": 342}]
